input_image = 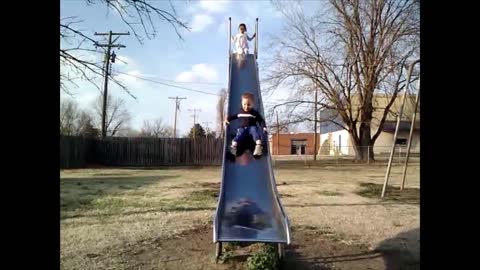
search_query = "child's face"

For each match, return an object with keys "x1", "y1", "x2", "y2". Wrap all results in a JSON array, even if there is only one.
[
  {"x1": 239, "y1": 25, "x2": 246, "y2": 33},
  {"x1": 242, "y1": 98, "x2": 253, "y2": 111}
]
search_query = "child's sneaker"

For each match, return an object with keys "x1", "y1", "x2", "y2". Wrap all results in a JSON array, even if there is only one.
[
  {"x1": 253, "y1": 144, "x2": 263, "y2": 156},
  {"x1": 230, "y1": 144, "x2": 237, "y2": 156}
]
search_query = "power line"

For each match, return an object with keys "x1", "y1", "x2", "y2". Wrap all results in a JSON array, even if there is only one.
[
  {"x1": 113, "y1": 69, "x2": 225, "y2": 85},
  {"x1": 152, "y1": 78, "x2": 225, "y2": 86},
  {"x1": 112, "y1": 70, "x2": 222, "y2": 96}
]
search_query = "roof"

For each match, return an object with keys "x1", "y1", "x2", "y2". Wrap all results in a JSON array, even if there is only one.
[{"x1": 381, "y1": 120, "x2": 420, "y2": 133}]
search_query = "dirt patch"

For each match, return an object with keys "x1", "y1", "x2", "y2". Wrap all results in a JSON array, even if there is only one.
[
  {"x1": 83, "y1": 226, "x2": 418, "y2": 270},
  {"x1": 316, "y1": 190, "x2": 343, "y2": 197}
]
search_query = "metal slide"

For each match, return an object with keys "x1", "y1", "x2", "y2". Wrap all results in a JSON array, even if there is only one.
[{"x1": 213, "y1": 53, "x2": 291, "y2": 259}]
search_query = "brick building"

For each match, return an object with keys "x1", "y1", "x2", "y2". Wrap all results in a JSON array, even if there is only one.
[{"x1": 269, "y1": 133, "x2": 320, "y2": 155}]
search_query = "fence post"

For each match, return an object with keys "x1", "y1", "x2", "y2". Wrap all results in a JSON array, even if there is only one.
[
  {"x1": 367, "y1": 146, "x2": 370, "y2": 164},
  {"x1": 335, "y1": 146, "x2": 338, "y2": 166}
]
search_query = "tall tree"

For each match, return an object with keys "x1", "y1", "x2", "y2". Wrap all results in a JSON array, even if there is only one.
[
  {"x1": 187, "y1": 124, "x2": 206, "y2": 139},
  {"x1": 60, "y1": 99, "x2": 80, "y2": 135},
  {"x1": 265, "y1": 0, "x2": 419, "y2": 161}
]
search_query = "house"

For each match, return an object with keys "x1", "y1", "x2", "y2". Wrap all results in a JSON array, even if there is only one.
[
  {"x1": 268, "y1": 93, "x2": 420, "y2": 156},
  {"x1": 319, "y1": 93, "x2": 420, "y2": 155}
]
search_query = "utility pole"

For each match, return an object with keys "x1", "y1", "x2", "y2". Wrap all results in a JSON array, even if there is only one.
[
  {"x1": 168, "y1": 96, "x2": 187, "y2": 138},
  {"x1": 188, "y1": 109, "x2": 201, "y2": 138},
  {"x1": 313, "y1": 52, "x2": 319, "y2": 161},
  {"x1": 276, "y1": 111, "x2": 280, "y2": 155},
  {"x1": 94, "y1": 30, "x2": 130, "y2": 138}
]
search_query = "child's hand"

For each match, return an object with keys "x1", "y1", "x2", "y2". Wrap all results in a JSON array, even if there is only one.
[
  {"x1": 263, "y1": 127, "x2": 268, "y2": 133},
  {"x1": 224, "y1": 119, "x2": 230, "y2": 126}
]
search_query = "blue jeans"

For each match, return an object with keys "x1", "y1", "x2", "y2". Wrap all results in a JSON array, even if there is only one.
[{"x1": 234, "y1": 126, "x2": 261, "y2": 143}]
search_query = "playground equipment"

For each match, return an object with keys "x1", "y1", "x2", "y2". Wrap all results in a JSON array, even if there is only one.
[
  {"x1": 382, "y1": 59, "x2": 420, "y2": 198},
  {"x1": 213, "y1": 18, "x2": 291, "y2": 261}
]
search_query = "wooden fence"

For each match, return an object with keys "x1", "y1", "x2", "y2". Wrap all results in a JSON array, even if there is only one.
[
  {"x1": 60, "y1": 136, "x2": 224, "y2": 169},
  {"x1": 60, "y1": 136, "x2": 91, "y2": 168}
]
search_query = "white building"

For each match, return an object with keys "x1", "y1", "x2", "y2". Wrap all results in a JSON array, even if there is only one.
[{"x1": 318, "y1": 94, "x2": 420, "y2": 156}]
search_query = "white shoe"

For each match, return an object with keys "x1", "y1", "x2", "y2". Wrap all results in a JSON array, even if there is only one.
[
  {"x1": 230, "y1": 145, "x2": 237, "y2": 155},
  {"x1": 253, "y1": 144, "x2": 263, "y2": 156}
]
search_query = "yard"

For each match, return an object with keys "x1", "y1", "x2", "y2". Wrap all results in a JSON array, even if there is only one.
[{"x1": 60, "y1": 160, "x2": 420, "y2": 269}]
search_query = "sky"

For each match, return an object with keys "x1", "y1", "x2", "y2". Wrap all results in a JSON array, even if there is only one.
[{"x1": 60, "y1": 0, "x2": 324, "y2": 136}]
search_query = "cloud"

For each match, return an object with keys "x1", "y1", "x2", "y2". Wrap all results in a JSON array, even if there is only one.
[
  {"x1": 199, "y1": 0, "x2": 230, "y2": 13},
  {"x1": 216, "y1": 20, "x2": 228, "y2": 35},
  {"x1": 234, "y1": 2, "x2": 284, "y2": 26},
  {"x1": 60, "y1": 80, "x2": 100, "y2": 112},
  {"x1": 191, "y1": 14, "x2": 214, "y2": 32},
  {"x1": 115, "y1": 70, "x2": 142, "y2": 84},
  {"x1": 186, "y1": 1, "x2": 230, "y2": 33},
  {"x1": 111, "y1": 69, "x2": 152, "y2": 100},
  {"x1": 114, "y1": 55, "x2": 134, "y2": 67},
  {"x1": 75, "y1": 90, "x2": 99, "y2": 110},
  {"x1": 175, "y1": 64, "x2": 219, "y2": 83}
]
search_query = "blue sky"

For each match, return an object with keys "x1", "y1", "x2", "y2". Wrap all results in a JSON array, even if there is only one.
[{"x1": 60, "y1": 0, "x2": 323, "y2": 135}]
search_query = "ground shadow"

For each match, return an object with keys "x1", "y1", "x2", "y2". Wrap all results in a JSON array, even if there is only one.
[
  {"x1": 277, "y1": 225, "x2": 383, "y2": 270},
  {"x1": 279, "y1": 226, "x2": 419, "y2": 269},
  {"x1": 280, "y1": 243, "x2": 332, "y2": 270},
  {"x1": 60, "y1": 175, "x2": 180, "y2": 217},
  {"x1": 280, "y1": 240, "x2": 386, "y2": 270},
  {"x1": 375, "y1": 228, "x2": 420, "y2": 270}
]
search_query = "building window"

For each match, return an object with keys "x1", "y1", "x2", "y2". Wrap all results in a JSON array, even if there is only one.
[
  {"x1": 396, "y1": 138, "x2": 407, "y2": 145},
  {"x1": 291, "y1": 139, "x2": 307, "y2": 155}
]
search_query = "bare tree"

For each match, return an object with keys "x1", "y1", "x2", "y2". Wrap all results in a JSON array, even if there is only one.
[
  {"x1": 60, "y1": 99, "x2": 80, "y2": 135},
  {"x1": 264, "y1": 108, "x2": 295, "y2": 134},
  {"x1": 265, "y1": 0, "x2": 419, "y2": 161},
  {"x1": 75, "y1": 111, "x2": 100, "y2": 138},
  {"x1": 92, "y1": 93, "x2": 132, "y2": 137},
  {"x1": 140, "y1": 118, "x2": 174, "y2": 138},
  {"x1": 60, "y1": 99, "x2": 100, "y2": 137},
  {"x1": 122, "y1": 127, "x2": 142, "y2": 137},
  {"x1": 216, "y1": 88, "x2": 228, "y2": 138},
  {"x1": 60, "y1": 0, "x2": 189, "y2": 95},
  {"x1": 162, "y1": 126, "x2": 175, "y2": 138}
]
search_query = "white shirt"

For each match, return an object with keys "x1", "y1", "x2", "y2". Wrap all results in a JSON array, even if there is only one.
[{"x1": 232, "y1": 33, "x2": 254, "y2": 53}]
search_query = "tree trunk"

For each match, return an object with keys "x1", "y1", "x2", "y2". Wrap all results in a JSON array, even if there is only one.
[{"x1": 351, "y1": 123, "x2": 375, "y2": 162}]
